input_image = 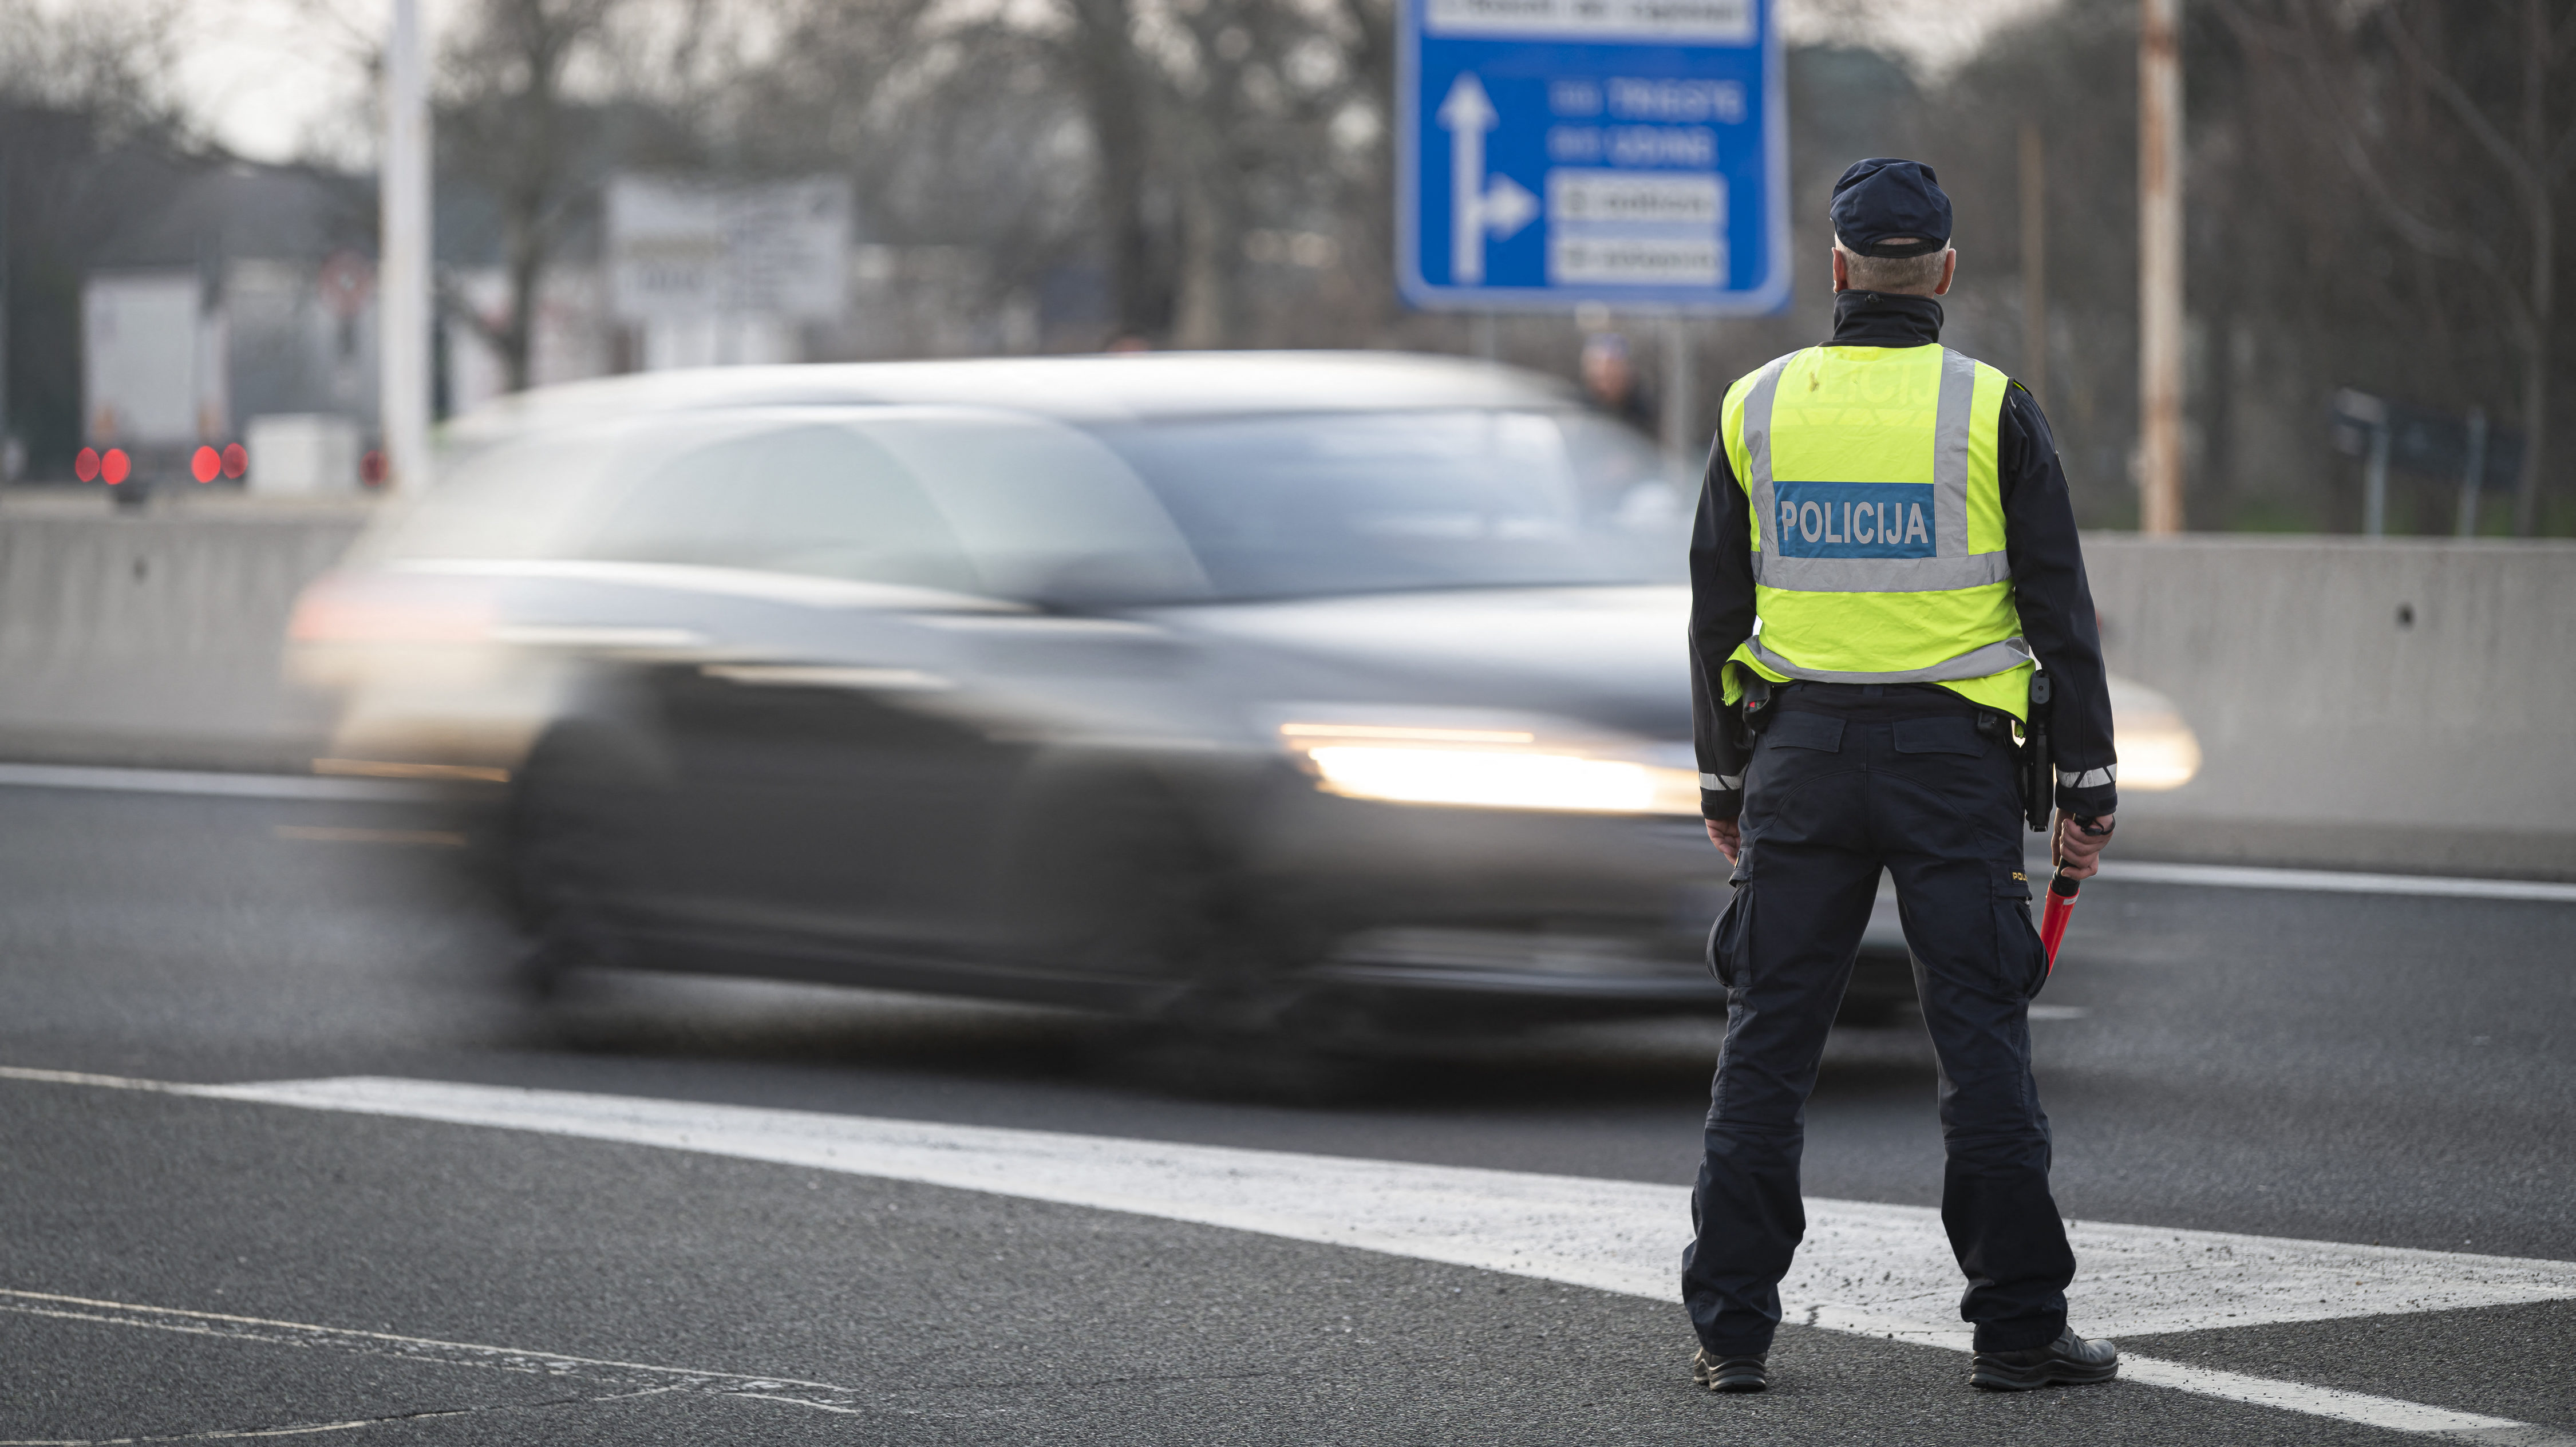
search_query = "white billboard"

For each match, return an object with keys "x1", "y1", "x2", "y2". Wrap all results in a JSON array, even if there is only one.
[{"x1": 607, "y1": 175, "x2": 853, "y2": 323}]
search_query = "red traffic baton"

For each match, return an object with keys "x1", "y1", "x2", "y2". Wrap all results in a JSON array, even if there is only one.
[
  {"x1": 2038, "y1": 809, "x2": 2108, "y2": 974},
  {"x1": 2039, "y1": 867, "x2": 2080, "y2": 974}
]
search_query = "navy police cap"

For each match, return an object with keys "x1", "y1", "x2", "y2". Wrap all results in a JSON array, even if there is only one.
[{"x1": 1829, "y1": 159, "x2": 1953, "y2": 258}]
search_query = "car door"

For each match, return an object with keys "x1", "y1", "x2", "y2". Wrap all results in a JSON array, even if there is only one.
[
  {"x1": 847, "y1": 410, "x2": 1223, "y2": 982},
  {"x1": 567, "y1": 415, "x2": 1010, "y2": 963},
  {"x1": 582, "y1": 407, "x2": 1218, "y2": 988}
]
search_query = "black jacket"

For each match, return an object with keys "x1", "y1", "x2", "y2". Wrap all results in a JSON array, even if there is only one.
[{"x1": 1689, "y1": 289, "x2": 2119, "y2": 822}]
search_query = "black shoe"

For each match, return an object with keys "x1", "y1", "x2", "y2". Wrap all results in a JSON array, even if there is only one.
[
  {"x1": 1969, "y1": 1327, "x2": 2119, "y2": 1390},
  {"x1": 1691, "y1": 1345, "x2": 1768, "y2": 1392}
]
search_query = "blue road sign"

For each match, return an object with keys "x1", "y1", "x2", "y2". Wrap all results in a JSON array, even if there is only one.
[{"x1": 1397, "y1": 0, "x2": 1788, "y2": 314}]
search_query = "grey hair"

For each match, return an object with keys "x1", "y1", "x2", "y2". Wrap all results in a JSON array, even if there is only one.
[{"x1": 1835, "y1": 238, "x2": 1949, "y2": 294}]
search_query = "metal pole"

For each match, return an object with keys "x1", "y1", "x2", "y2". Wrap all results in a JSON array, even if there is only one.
[
  {"x1": 380, "y1": 0, "x2": 432, "y2": 494},
  {"x1": 2363, "y1": 418, "x2": 2390, "y2": 539},
  {"x1": 2456, "y1": 406, "x2": 2487, "y2": 537},
  {"x1": 0, "y1": 156, "x2": 11, "y2": 480},
  {"x1": 1662, "y1": 314, "x2": 1693, "y2": 457},
  {"x1": 1471, "y1": 311, "x2": 1498, "y2": 361},
  {"x1": 2019, "y1": 121, "x2": 2048, "y2": 409},
  {"x1": 2138, "y1": 0, "x2": 2184, "y2": 535}
]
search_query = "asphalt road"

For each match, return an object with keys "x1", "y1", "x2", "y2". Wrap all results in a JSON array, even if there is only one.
[{"x1": 1, "y1": 780, "x2": 2570, "y2": 1444}]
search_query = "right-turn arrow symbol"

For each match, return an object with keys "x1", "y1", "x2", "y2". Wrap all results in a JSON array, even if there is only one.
[{"x1": 1481, "y1": 173, "x2": 1539, "y2": 241}]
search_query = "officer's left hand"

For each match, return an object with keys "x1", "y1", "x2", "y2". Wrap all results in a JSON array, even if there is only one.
[
  {"x1": 1705, "y1": 819, "x2": 1741, "y2": 864},
  {"x1": 2055, "y1": 812, "x2": 2115, "y2": 881}
]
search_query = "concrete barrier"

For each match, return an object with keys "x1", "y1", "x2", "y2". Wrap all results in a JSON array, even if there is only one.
[
  {"x1": 2084, "y1": 535, "x2": 2576, "y2": 879},
  {"x1": 1, "y1": 500, "x2": 2569, "y2": 876},
  {"x1": 0, "y1": 493, "x2": 367, "y2": 771}
]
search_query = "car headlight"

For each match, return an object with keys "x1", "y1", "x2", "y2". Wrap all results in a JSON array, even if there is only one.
[
  {"x1": 1279, "y1": 722, "x2": 1701, "y2": 816},
  {"x1": 2107, "y1": 677, "x2": 2203, "y2": 791},
  {"x1": 2113, "y1": 710, "x2": 2202, "y2": 790}
]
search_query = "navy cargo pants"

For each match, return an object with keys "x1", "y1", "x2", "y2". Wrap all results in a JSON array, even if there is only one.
[{"x1": 1682, "y1": 684, "x2": 2076, "y2": 1356}]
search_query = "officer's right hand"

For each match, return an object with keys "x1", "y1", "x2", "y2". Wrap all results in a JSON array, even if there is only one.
[{"x1": 1705, "y1": 819, "x2": 1741, "y2": 864}]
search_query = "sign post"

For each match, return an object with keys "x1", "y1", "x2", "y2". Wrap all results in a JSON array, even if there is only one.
[
  {"x1": 380, "y1": 0, "x2": 430, "y2": 493},
  {"x1": 1397, "y1": 0, "x2": 1788, "y2": 316}
]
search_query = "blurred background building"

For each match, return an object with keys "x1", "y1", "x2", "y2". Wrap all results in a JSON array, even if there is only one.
[{"x1": 0, "y1": 0, "x2": 2569, "y2": 533}]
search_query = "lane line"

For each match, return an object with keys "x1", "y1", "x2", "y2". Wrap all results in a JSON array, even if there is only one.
[
  {"x1": 0, "y1": 1290, "x2": 884, "y2": 1420},
  {"x1": 15, "y1": 1069, "x2": 2569, "y2": 1437},
  {"x1": 1, "y1": 1403, "x2": 505, "y2": 1445},
  {"x1": 1794, "y1": 1307, "x2": 2551, "y2": 1438},
  {"x1": 2089, "y1": 859, "x2": 2576, "y2": 904},
  {"x1": 2116, "y1": 1356, "x2": 2531, "y2": 1437},
  {"x1": 271, "y1": 825, "x2": 468, "y2": 848},
  {"x1": 0, "y1": 1065, "x2": 187, "y2": 1093},
  {"x1": 0, "y1": 1386, "x2": 725, "y2": 1445},
  {"x1": 0, "y1": 764, "x2": 436, "y2": 804},
  {"x1": 7, "y1": 758, "x2": 2571, "y2": 903}
]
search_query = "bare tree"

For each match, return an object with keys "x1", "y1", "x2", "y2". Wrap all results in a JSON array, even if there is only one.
[
  {"x1": 728, "y1": 0, "x2": 1092, "y2": 348},
  {"x1": 2223, "y1": 0, "x2": 2576, "y2": 536},
  {"x1": 1066, "y1": 0, "x2": 1175, "y2": 339},
  {"x1": 0, "y1": 0, "x2": 187, "y2": 132},
  {"x1": 436, "y1": 0, "x2": 625, "y2": 393}
]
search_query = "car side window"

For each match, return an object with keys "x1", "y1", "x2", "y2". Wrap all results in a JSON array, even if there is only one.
[
  {"x1": 583, "y1": 423, "x2": 981, "y2": 594},
  {"x1": 365, "y1": 431, "x2": 623, "y2": 562},
  {"x1": 858, "y1": 413, "x2": 1210, "y2": 604}
]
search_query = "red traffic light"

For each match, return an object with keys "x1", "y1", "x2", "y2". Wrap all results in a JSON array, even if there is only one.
[
  {"x1": 75, "y1": 448, "x2": 101, "y2": 483},
  {"x1": 192, "y1": 446, "x2": 221, "y2": 483},
  {"x1": 101, "y1": 449, "x2": 132, "y2": 485},
  {"x1": 222, "y1": 442, "x2": 248, "y2": 479}
]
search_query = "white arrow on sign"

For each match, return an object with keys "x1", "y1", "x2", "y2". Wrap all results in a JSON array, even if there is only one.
[
  {"x1": 1438, "y1": 73, "x2": 1540, "y2": 283},
  {"x1": 1481, "y1": 173, "x2": 1539, "y2": 240}
]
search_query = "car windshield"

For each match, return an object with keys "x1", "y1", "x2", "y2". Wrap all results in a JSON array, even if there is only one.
[{"x1": 1090, "y1": 409, "x2": 1688, "y2": 600}]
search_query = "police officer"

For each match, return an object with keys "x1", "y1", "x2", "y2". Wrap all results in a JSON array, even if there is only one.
[{"x1": 1682, "y1": 159, "x2": 2121, "y2": 1394}]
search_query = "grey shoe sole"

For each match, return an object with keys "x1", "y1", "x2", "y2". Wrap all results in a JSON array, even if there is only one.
[{"x1": 1968, "y1": 1353, "x2": 2119, "y2": 1391}]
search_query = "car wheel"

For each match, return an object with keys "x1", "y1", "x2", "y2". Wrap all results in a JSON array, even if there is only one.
[
  {"x1": 988, "y1": 764, "x2": 1220, "y2": 981},
  {"x1": 508, "y1": 724, "x2": 652, "y2": 998}
]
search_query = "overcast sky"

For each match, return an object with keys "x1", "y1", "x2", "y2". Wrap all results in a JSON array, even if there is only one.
[{"x1": 144, "y1": 0, "x2": 2059, "y2": 167}]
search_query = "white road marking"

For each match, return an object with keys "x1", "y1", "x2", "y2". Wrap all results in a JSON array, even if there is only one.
[
  {"x1": 2090, "y1": 859, "x2": 2576, "y2": 904},
  {"x1": 0, "y1": 1066, "x2": 186, "y2": 1092},
  {"x1": 2117, "y1": 1356, "x2": 2527, "y2": 1436},
  {"x1": 177, "y1": 1075, "x2": 2576, "y2": 1342},
  {"x1": 271, "y1": 825, "x2": 467, "y2": 848},
  {"x1": 12, "y1": 1068, "x2": 2575, "y2": 1438},
  {"x1": 0, "y1": 764, "x2": 434, "y2": 804},
  {"x1": 0, "y1": 1288, "x2": 879, "y2": 1419},
  {"x1": 7, "y1": 757, "x2": 2572, "y2": 906}
]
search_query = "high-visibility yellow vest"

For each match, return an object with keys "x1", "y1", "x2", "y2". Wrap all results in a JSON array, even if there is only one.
[{"x1": 1717, "y1": 342, "x2": 2035, "y2": 719}]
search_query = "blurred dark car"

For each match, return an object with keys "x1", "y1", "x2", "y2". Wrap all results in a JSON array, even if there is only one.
[{"x1": 290, "y1": 353, "x2": 1953, "y2": 1034}]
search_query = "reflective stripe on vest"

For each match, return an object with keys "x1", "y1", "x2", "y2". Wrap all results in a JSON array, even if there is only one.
[{"x1": 1744, "y1": 632, "x2": 2033, "y2": 686}]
